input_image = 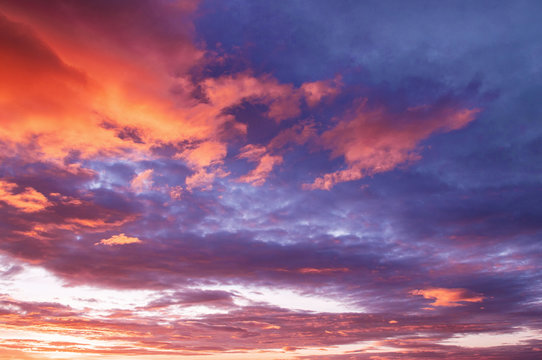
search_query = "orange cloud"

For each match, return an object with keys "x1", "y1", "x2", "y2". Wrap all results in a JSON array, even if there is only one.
[
  {"x1": 67, "y1": 217, "x2": 135, "y2": 230},
  {"x1": 1, "y1": 7, "x2": 345, "y2": 195},
  {"x1": 0, "y1": 9, "x2": 205, "y2": 161},
  {"x1": 2, "y1": 7, "x2": 333, "y2": 193},
  {"x1": 96, "y1": 233, "x2": 142, "y2": 246},
  {"x1": 0, "y1": 179, "x2": 51, "y2": 213},
  {"x1": 410, "y1": 287, "x2": 485, "y2": 307},
  {"x1": 306, "y1": 100, "x2": 480, "y2": 190},
  {"x1": 0, "y1": 8, "x2": 318, "y2": 195},
  {"x1": 177, "y1": 141, "x2": 227, "y2": 168}
]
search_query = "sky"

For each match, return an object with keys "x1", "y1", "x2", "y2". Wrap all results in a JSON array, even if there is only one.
[{"x1": 0, "y1": 0, "x2": 541, "y2": 359}]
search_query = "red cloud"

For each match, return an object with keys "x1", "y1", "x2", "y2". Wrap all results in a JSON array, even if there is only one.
[{"x1": 0, "y1": 7, "x2": 202, "y2": 161}]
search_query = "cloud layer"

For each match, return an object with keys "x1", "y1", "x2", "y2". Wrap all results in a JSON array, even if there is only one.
[{"x1": 0, "y1": 1, "x2": 541, "y2": 359}]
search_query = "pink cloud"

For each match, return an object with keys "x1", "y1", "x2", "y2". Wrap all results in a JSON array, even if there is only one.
[
  {"x1": 306, "y1": 100, "x2": 480, "y2": 190},
  {"x1": 301, "y1": 76, "x2": 342, "y2": 107},
  {"x1": 130, "y1": 169, "x2": 154, "y2": 193},
  {"x1": 0, "y1": 295, "x2": 509, "y2": 356},
  {"x1": 203, "y1": 73, "x2": 302, "y2": 122},
  {"x1": 237, "y1": 144, "x2": 268, "y2": 161},
  {"x1": 237, "y1": 145, "x2": 283, "y2": 186},
  {"x1": 235, "y1": 122, "x2": 317, "y2": 186},
  {"x1": 268, "y1": 121, "x2": 317, "y2": 150}
]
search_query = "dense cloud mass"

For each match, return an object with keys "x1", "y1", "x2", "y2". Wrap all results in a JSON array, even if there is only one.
[{"x1": 0, "y1": 1, "x2": 541, "y2": 359}]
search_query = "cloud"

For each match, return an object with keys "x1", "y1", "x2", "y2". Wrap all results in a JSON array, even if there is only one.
[
  {"x1": 0, "y1": 3, "x2": 328, "y2": 194},
  {"x1": 169, "y1": 185, "x2": 183, "y2": 200},
  {"x1": 237, "y1": 145, "x2": 283, "y2": 186},
  {"x1": 306, "y1": 100, "x2": 480, "y2": 190},
  {"x1": 0, "y1": 1, "x2": 540, "y2": 359},
  {"x1": 130, "y1": 169, "x2": 154, "y2": 193},
  {"x1": 0, "y1": 3, "x2": 345, "y2": 195},
  {"x1": 238, "y1": 154, "x2": 283, "y2": 186},
  {"x1": 235, "y1": 122, "x2": 317, "y2": 186},
  {"x1": 297, "y1": 267, "x2": 350, "y2": 274},
  {"x1": 267, "y1": 121, "x2": 317, "y2": 151},
  {"x1": 410, "y1": 288, "x2": 485, "y2": 307},
  {"x1": 301, "y1": 76, "x2": 342, "y2": 107},
  {"x1": 0, "y1": 294, "x2": 529, "y2": 357},
  {"x1": 202, "y1": 73, "x2": 302, "y2": 122},
  {"x1": 142, "y1": 289, "x2": 235, "y2": 310},
  {"x1": 175, "y1": 141, "x2": 226, "y2": 190},
  {"x1": 96, "y1": 233, "x2": 142, "y2": 246},
  {"x1": 0, "y1": 5, "x2": 202, "y2": 161},
  {"x1": 0, "y1": 179, "x2": 51, "y2": 213},
  {"x1": 178, "y1": 141, "x2": 228, "y2": 169}
]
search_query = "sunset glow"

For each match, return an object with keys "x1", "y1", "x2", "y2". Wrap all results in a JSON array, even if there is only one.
[{"x1": 1, "y1": 1, "x2": 541, "y2": 359}]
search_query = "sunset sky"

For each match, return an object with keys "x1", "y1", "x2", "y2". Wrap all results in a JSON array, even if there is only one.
[{"x1": 1, "y1": 1, "x2": 542, "y2": 359}]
